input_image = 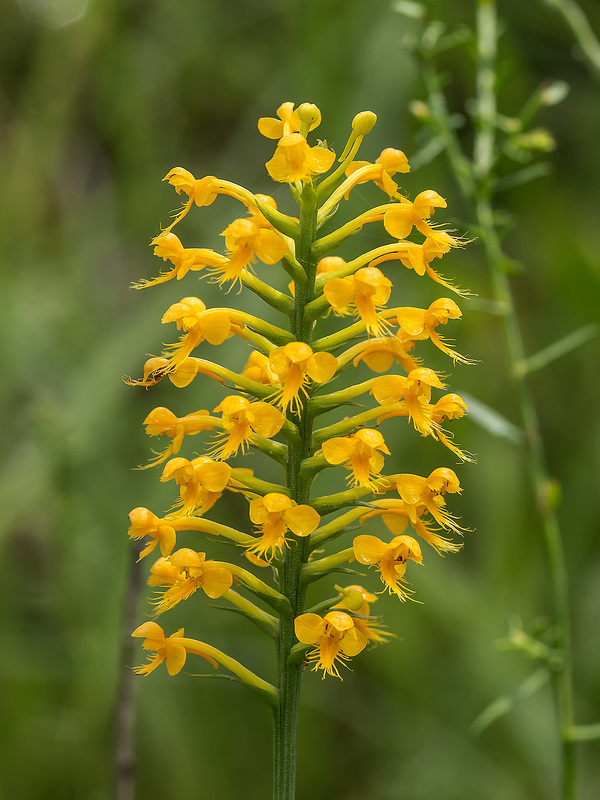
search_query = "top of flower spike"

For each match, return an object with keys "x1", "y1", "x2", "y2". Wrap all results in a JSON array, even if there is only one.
[{"x1": 258, "y1": 102, "x2": 322, "y2": 140}]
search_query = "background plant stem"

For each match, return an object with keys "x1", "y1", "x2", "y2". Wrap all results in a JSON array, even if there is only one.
[{"x1": 419, "y1": 1, "x2": 577, "y2": 795}]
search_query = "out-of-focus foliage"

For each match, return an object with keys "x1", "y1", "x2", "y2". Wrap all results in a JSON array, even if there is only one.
[{"x1": 1, "y1": 0, "x2": 598, "y2": 798}]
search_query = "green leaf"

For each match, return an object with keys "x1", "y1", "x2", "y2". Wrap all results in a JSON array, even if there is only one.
[
  {"x1": 459, "y1": 393, "x2": 524, "y2": 443},
  {"x1": 520, "y1": 324, "x2": 598, "y2": 375},
  {"x1": 470, "y1": 666, "x2": 550, "y2": 736}
]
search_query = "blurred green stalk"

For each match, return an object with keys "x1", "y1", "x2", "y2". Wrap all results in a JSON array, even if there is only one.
[
  {"x1": 418, "y1": 1, "x2": 577, "y2": 795},
  {"x1": 540, "y1": 0, "x2": 600, "y2": 81}
]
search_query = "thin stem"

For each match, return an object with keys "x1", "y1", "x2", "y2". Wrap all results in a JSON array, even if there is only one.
[
  {"x1": 418, "y1": 3, "x2": 577, "y2": 795},
  {"x1": 540, "y1": 0, "x2": 600, "y2": 81},
  {"x1": 476, "y1": 196, "x2": 576, "y2": 799},
  {"x1": 272, "y1": 183, "x2": 321, "y2": 800},
  {"x1": 475, "y1": 3, "x2": 576, "y2": 796}
]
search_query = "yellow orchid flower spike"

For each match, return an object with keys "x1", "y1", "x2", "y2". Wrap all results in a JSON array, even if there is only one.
[{"x1": 126, "y1": 104, "x2": 473, "y2": 798}]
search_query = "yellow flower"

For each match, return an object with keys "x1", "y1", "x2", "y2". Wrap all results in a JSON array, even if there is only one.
[
  {"x1": 371, "y1": 367, "x2": 445, "y2": 436},
  {"x1": 431, "y1": 393, "x2": 468, "y2": 425},
  {"x1": 333, "y1": 585, "x2": 391, "y2": 644},
  {"x1": 317, "y1": 256, "x2": 346, "y2": 277},
  {"x1": 289, "y1": 256, "x2": 348, "y2": 300},
  {"x1": 161, "y1": 168, "x2": 259, "y2": 230},
  {"x1": 161, "y1": 297, "x2": 244, "y2": 370},
  {"x1": 294, "y1": 610, "x2": 368, "y2": 679},
  {"x1": 127, "y1": 356, "x2": 224, "y2": 389},
  {"x1": 359, "y1": 499, "x2": 461, "y2": 554},
  {"x1": 265, "y1": 133, "x2": 335, "y2": 184},
  {"x1": 321, "y1": 428, "x2": 390, "y2": 488},
  {"x1": 132, "y1": 621, "x2": 219, "y2": 676},
  {"x1": 160, "y1": 456, "x2": 232, "y2": 516},
  {"x1": 241, "y1": 350, "x2": 280, "y2": 386},
  {"x1": 374, "y1": 237, "x2": 463, "y2": 295},
  {"x1": 132, "y1": 231, "x2": 228, "y2": 289},
  {"x1": 351, "y1": 334, "x2": 420, "y2": 374},
  {"x1": 258, "y1": 101, "x2": 321, "y2": 140},
  {"x1": 218, "y1": 216, "x2": 288, "y2": 287},
  {"x1": 395, "y1": 468, "x2": 463, "y2": 534},
  {"x1": 268, "y1": 342, "x2": 338, "y2": 413},
  {"x1": 352, "y1": 534, "x2": 423, "y2": 600},
  {"x1": 248, "y1": 493, "x2": 320, "y2": 561},
  {"x1": 323, "y1": 266, "x2": 392, "y2": 336},
  {"x1": 382, "y1": 190, "x2": 448, "y2": 239},
  {"x1": 142, "y1": 406, "x2": 215, "y2": 466},
  {"x1": 430, "y1": 394, "x2": 470, "y2": 460},
  {"x1": 344, "y1": 148, "x2": 410, "y2": 197},
  {"x1": 148, "y1": 547, "x2": 233, "y2": 614},
  {"x1": 209, "y1": 395, "x2": 285, "y2": 459},
  {"x1": 127, "y1": 507, "x2": 177, "y2": 560},
  {"x1": 394, "y1": 298, "x2": 472, "y2": 364},
  {"x1": 163, "y1": 168, "x2": 221, "y2": 207}
]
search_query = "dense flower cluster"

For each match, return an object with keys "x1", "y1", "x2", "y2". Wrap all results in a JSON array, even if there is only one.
[{"x1": 126, "y1": 103, "x2": 471, "y2": 696}]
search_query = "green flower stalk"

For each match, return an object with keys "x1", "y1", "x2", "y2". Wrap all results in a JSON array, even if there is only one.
[{"x1": 126, "y1": 101, "x2": 472, "y2": 800}]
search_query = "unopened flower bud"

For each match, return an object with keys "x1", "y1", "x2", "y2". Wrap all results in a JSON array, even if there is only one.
[
  {"x1": 352, "y1": 111, "x2": 377, "y2": 136},
  {"x1": 298, "y1": 103, "x2": 321, "y2": 127}
]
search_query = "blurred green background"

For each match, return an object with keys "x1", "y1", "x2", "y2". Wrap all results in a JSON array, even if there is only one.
[{"x1": 1, "y1": 0, "x2": 599, "y2": 798}]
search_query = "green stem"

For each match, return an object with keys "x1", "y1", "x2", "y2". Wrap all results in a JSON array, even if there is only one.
[
  {"x1": 272, "y1": 183, "x2": 320, "y2": 800},
  {"x1": 540, "y1": 0, "x2": 600, "y2": 81},
  {"x1": 472, "y1": 3, "x2": 576, "y2": 796},
  {"x1": 476, "y1": 194, "x2": 576, "y2": 800},
  {"x1": 418, "y1": 4, "x2": 577, "y2": 794}
]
